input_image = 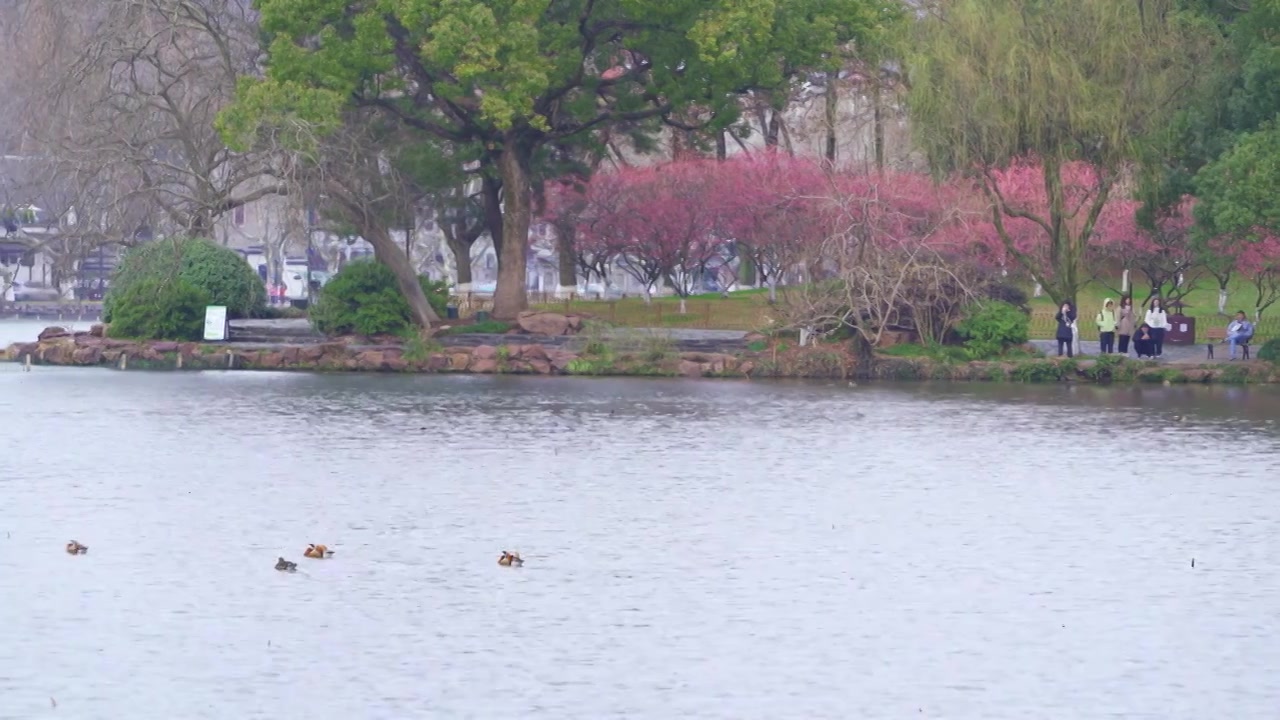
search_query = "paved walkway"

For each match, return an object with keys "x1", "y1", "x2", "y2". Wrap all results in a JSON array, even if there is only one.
[{"x1": 1029, "y1": 339, "x2": 1246, "y2": 364}]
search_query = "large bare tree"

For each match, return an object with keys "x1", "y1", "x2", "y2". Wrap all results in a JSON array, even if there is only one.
[{"x1": 6, "y1": 0, "x2": 279, "y2": 243}]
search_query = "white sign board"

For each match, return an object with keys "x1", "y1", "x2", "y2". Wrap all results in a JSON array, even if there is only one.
[{"x1": 203, "y1": 305, "x2": 228, "y2": 341}]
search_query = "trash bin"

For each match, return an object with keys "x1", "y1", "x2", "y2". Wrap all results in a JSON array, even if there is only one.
[
  {"x1": 476, "y1": 310, "x2": 491, "y2": 322},
  {"x1": 1166, "y1": 313, "x2": 1195, "y2": 345},
  {"x1": 445, "y1": 305, "x2": 459, "y2": 320}
]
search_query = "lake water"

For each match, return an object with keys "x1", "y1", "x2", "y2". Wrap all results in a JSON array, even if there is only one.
[{"x1": 2, "y1": 320, "x2": 1279, "y2": 719}]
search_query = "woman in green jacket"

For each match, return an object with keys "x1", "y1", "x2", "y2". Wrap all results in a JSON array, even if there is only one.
[{"x1": 1095, "y1": 298, "x2": 1118, "y2": 354}]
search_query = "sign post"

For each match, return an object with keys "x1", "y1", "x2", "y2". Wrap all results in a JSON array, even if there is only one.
[{"x1": 203, "y1": 305, "x2": 228, "y2": 342}]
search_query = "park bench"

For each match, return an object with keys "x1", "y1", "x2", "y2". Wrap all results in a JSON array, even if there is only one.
[{"x1": 1204, "y1": 327, "x2": 1251, "y2": 360}]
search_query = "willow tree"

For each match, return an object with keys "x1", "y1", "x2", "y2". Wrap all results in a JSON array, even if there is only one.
[
  {"x1": 905, "y1": 0, "x2": 1210, "y2": 308},
  {"x1": 224, "y1": 0, "x2": 860, "y2": 319}
]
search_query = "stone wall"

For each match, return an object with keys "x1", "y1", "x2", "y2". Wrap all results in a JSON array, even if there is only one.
[
  {"x1": 4, "y1": 326, "x2": 760, "y2": 378},
  {"x1": 6, "y1": 326, "x2": 1278, "y2": 384}
]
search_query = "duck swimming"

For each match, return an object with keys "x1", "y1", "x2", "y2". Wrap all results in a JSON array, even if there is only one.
[
  {"x1": 498, "y1": 551, "x2": 523, "y2": 567},
  {"x1": 65, "y1": 541, "x2": 88, "y2": 555},
  {"x1": 275, "y1": 557, "x2": 298, "y2": 572},
  {"x1": 303, "y1": 544, "x2": 334, "y2": 558}
]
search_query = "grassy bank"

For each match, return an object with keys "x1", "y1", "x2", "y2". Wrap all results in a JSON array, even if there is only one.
[{"x1": 520, "y1": 279, "x2": 1278, "y2": 341}]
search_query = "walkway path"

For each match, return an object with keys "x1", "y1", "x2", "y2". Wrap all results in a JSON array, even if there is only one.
[{"x1": 1029, "y1": 339, "x2": 1246, "y2": 364}]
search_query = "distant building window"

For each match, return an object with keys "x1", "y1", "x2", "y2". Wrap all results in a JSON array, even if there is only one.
[{"x1": 233, "y1": 206, "x2": 246, "y2": 226}]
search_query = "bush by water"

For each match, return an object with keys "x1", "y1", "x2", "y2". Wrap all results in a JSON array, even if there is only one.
[
  {"x1": 1258, "y1": 338, "x2": 1280, "y2": 364},
  {"x1": 104, "y1": 237, "x2": 266, "y2": 321},
  {"x1": 106, "y1": 278, "x2": 210, "y2": 341},
  {"x1": 956, "y1": 300, "x2": 1030, "y2": 359},
  {"x1": 310, "y1": 260, "x2": 449, "y2": 336}
]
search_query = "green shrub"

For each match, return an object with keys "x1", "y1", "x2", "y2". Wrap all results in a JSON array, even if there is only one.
[
  {"x1": 956, "y1": 300, "x2": 1030, "y2": 359},
  {"x1": 106, "y1": 278, "x2": 210, "y2": 341},
  {"x1": 400, "y1": 331, "x2": 442, "y2": 363},
  {"x1": 309, "y1": 259, "x2": 449, "y2": 336},
  {"x1": 1009, "y1": 359, "x2": 1067, "y2": 383},
  {"x1": 1082, "y1": 354, "x2": 1137, "y2": 383},
  {"x1": 1258, "y1": 338, "x2": 1280, "y2": 364},
  {"x1": 104, "y1": 237, "x2": 266, "y2": 321}
]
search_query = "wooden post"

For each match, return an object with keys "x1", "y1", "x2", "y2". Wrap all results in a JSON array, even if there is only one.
[{"x1": 119, "y1": 353, "x2": 127, "y2": 370}]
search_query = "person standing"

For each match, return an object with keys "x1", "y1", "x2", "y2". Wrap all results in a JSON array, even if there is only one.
[
  {"x1": 1055, "y1": 302, "x2": 1077, "y2": 358},
  {"x1": 1145, "y1": 298, "x2": 1170, "y2": 357},
  {"x1": 1116, "y1": 296, "x2": 1136, "y2": 355},
  {"x1": 1226, "y1": 311, "x2": 1255, "y2": 360},
  {"x1": 1095, "y1": 298, "x2": 1118, "y2": 354}
]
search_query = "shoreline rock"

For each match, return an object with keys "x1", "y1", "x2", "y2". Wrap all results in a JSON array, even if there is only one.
[{"x1": 4, "y1": 326, "x2": 1277, "y2": 384}]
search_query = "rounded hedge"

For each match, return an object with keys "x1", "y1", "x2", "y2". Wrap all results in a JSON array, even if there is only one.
[
  {"x1": 310, "y1": 259, "x2": 449, "y2": 336},
  {"x1": 956, "y1": 299, "x2": 1031, "y2": 359},
  {"x1": 106, "y1": 278, "x2": 210, "y2": 341},
  {"x1": 1258, "y1": 337, "x2": 1280, "y2": 364},
  {"x1": 104, "y1": 237, "x2": 266, "y2": 321}
]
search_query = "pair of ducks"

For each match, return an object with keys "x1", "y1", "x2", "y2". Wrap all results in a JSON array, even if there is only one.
[
  {"x1": 274, "y1": 546, "x2": 523, "y2": 572},
  {"x1": 276, "y1": 544, "x2": 334, "y2": 572},
  {"x1": 66, "y1": 540, "x2": 88, "y2": 555}
]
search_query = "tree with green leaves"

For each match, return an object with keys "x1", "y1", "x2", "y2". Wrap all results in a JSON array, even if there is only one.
[
  {"x1": 1195, "y1": 121, "x2": 1280, "y2": 239},
  {"x1": 905, "y1": 0, "x2": 1211, "y2": 309},
  {"x1": 1132, "y1": 0, "x2": 1280, "y2": 313},
  {"x1": 221, "y1": 0, "x2": 888, "y2": 320}
]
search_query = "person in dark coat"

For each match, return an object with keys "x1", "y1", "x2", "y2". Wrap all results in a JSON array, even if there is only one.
[
  {"x1": 1133, "y1": 323, "x2": 1156, "y2": 359},
  {"x1": 1054, "y1": 302, "x2": 1077, "y2": 357}
]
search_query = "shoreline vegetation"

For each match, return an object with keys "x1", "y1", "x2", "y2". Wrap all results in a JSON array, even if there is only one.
[{"x1": 8, "y1": 323, "x2": 1278, "y2": 385}]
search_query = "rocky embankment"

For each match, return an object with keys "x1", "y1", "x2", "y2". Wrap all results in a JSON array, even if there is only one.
[
  {"x1": 5, "y1": 312, "x2": 1276, "y2": 384},
  {"x1": 4, "y1": 322, "x2": 761, "y2": 378}
]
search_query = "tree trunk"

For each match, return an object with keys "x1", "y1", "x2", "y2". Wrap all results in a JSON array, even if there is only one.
[
  {"x1": 329, "y1": 179, "x2": 438, "y2": 328},
  {"x1": 556, "y1": 223, "x2": 577, "y2": 298},
  {"x1": 482, "y1": 176, "x2": 504, "y2": 263},
  {"x1": 493, "y1": 139, "x2": 531, "y2": 319},
  {"x1": 364, "y1": 222, "x2": 439, "y2": 328},
  {"x1": 738, "y1": 251, "x2": 757, "y2": 287},
  {"x1": 446, "y1": 235, "x2": 474, "y2": 289},
  {"x1": 824, "y1": 70, "x2": 838, "y2": 165},
  {"x1": 765, "y1": 110, "x2": 781, "y2": 148},
  {"x1": 715, "y1": 130, "x2": 728, "y2": 160},
  {"x1": 872, "y1": 83, "x2": 885, "y2": 173}
]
